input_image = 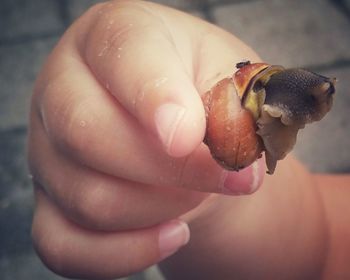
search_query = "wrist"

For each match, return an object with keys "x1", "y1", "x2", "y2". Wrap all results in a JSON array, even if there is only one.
[
  {"x1": 316, "y1": 174, "x2": 350, "y2": 280},
  {"x1": 160, "y1": 157, "x2": 328, "y2": 279}
]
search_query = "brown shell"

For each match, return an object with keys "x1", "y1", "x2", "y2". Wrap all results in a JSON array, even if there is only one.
[
  {"x1": 202, "y1": 77, "x2": 263, "y2": 170},
  {"x1": 233, "y1": 63, "x2": 269, "y2": 99}
]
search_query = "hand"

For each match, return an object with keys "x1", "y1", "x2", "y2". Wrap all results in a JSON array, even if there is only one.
[
  {"x1": 160, "y1": 156, "x2": 329, "y2": 280},
  {"x1": 28, "y1": 1, "x2": 265, "y2": 279}
]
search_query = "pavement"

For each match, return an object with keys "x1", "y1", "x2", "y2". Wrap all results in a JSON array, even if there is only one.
[{"x1": 1, "y1": 0, "x2": 350, "y2": 279}]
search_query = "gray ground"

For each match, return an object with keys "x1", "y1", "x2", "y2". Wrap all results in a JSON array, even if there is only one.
[{"x1": 1, "y1": 0, "x2": 350, "y2": 279}]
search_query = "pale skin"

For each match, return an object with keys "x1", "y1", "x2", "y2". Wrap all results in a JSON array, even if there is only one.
[{"x1": 27, "y1": 1, "x2": 350, "y2": 279}]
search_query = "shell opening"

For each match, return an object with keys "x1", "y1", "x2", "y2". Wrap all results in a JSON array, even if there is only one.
[{"x1": 241, "y1": 65, "x2": 285, "y2": 120}]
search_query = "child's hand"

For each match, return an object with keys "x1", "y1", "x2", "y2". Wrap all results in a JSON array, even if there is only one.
[
  {"x1": 28, "y1": 1, "x2": 264, "y2": 278},
  {"x1": 160, "y1": 156, "x2": 329, "y2": 280}
]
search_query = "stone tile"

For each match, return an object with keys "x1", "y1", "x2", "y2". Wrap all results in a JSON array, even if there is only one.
[
  {"x1": 149, "y1": 0, "x2": 203, "y2": 10},
  {"x1": 67, "y1": 0, "x2": 205, "y2": 22},
  {"x1": 0, "y1": 0, "x2": 64, "y2": 43},
  {"x1": 0, "y1": 37, "x2": 58, "y2": 130},
  {"x1": 0, "y1": 128, "x2": 46, "y2": 279},
  {"x1": 0, "y1": 128, "x2": 32, "y2": 258},
  {"x1": 66, "y1": 0, "x2": 103, "y2": 22},
  {"x1": 213, "y1": 0, "x2": 350, "y2": 67},
  {"x1": 334, "y1": 0, "x2": 350, "y2": 12},
  {"x1": 1, "y1": 252, "x2": 68, "y2": 280},
  {"x1": 208, "y1": 0, "x2": 258, "y2": 4},
  {"x1": 294, "y1": 67, "x2": 350, "y2": 172}
]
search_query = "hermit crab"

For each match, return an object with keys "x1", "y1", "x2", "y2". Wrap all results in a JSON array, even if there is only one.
[{"x1": 202, "y1": 61, "x2": 336, "y2": 174}]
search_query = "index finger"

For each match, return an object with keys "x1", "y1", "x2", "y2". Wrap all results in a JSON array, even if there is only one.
[{"x1": 83, "y1": 1, "x2": 206, "y2": 157}]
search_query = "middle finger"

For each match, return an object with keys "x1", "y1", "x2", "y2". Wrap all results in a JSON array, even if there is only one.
[{"x1": 29, "y1": 114, "x2": 207, "y2": 231}]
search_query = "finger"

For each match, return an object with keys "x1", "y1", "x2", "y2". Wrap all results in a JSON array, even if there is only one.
[
  {"x1": 32, "y1": 187, "x2": 190, "y2": 279},
  {"x1": 34, "y1": 36, "x2": 264, "y2": 196},
  {"x1": 28, "y1": 114, "x2": 206, "y2": 231},
  {"x1": 82, "y1": 2, "x2": 206, "y2": 157},
  {"x1": 33, "y1": 2, "x2": 266, "y2": 195}
]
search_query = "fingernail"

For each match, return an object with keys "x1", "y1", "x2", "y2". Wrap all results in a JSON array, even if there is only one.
[
  {"x1": 155, "y1": 103, "x2": 186, "y2": 154},
  {"x1": 221, "y1": 160, "x2": 264, "y2": 195},
  {"x1": 159, "y1": 220, "x2": 190, "y2": 260}
]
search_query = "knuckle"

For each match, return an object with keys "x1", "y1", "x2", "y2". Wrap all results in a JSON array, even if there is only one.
[
  {"x1": 43, "y1": 90, "x2": 97, "y2": 157},
  {"x1": 84, "y1": 1, "x2": 163, "y2": 61},
  {"x1": 37, "y1": 69, "x2": 100, "y2": 161},
  {"x1": 58, "y1": 104, "x2": 91, "y2": 155},
  {"x1": 31, "y1": 217, "x2": 66, "y2": 276},
  {"x1": 85, "y1": 6, "x2": 133, "y2": 59},
  {"x1": 70, "y1": 183, "x2": 125, "y2": 230}
]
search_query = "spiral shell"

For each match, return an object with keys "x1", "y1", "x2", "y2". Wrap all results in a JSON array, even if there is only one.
[
  {"x1": 202, "y1": 61, "x2": 335, "y2": 174},
  {"x1": 202, "y1": 77, "x2": 263, "y2": 171}
]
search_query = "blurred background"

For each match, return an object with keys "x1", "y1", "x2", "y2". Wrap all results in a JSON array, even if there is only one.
[{"x1": 1, "y1": 0, "x2": 349, "y2": 279}]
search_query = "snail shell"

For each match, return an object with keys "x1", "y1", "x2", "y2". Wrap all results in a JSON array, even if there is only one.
[
  {"x1": 202, "y1": 61, "x2": 335, "y2": 174},
  {"x1": 202, "y1": 77, "x2": 263, "y2": 170}
]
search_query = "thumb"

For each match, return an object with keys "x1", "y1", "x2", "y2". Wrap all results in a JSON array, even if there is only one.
[{"x1": 83, "y1": 9, "x2": 206, "y2": 157}]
